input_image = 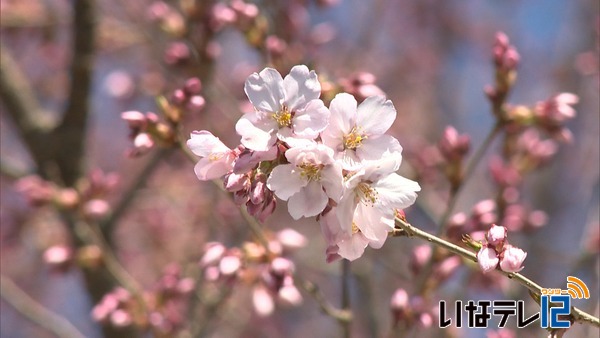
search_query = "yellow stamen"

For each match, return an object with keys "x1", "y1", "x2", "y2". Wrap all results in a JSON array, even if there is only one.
[
  {"x1": 343, "y1": 127, "x2": 366, "y2": 150},
  {"x1": 298, "y1": 162, "x2": 322, "y2": 181},
  {"x1": 272, "y1": 105, "x2": 292, "y2": 128},
  {"x1": 351, "y1": 222, "x2": 360, "y2": 234},
  {"x1": 356, "y1": 182, "x2": 378, "y2": 205},
  {"x1": 208, "y1": 153, "x2": 224, "y2": 162}
]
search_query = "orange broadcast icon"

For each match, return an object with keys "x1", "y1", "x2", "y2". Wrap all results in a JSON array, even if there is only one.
[{"x1": 562, "y1": 276, "x2": 590, "y2": 299}]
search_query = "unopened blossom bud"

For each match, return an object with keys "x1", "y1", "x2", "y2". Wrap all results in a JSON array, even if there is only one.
[
  {"x1": 184, "y1": 77, "x2": 202, "y2": 94},
  {"x1": 410, "y1": 245, "x2": 432, "y2": 275},
  {"x1": 252, "y1": 285, "x2": 274, "y2": 316},
  {"x1": 43, "y1": 245, "x2": 72, "y2": 270},
  {"x1": 133, "y1": 133, "x2": 155, "y2": 154},
  {"x1": 204, "y1": 266, "x2": 220, "y2": 281},
  {"x1": 265, "y1": 35, "x2": 287, "y2": 56},
  {"x1": 110, "y1": 309, "x2": 132, "y2": 327},
  {"x1": 83, "y1": 199, "x2": 111, "y2": 220},
  {"x1": 276, "y1": 228, "x2": 307, "y2": 249},
  {"x1": 499, "y1": 245, "x2": 526, "y2": 273},
  {"x1": 278, "y1": 284, "x2": 302, "y2": 306},
  {"x1": 147, "y1": 1, "x2": 169, "y2": 21},
  {"x1": 486, "y1": 224, "x2": 507, "y2": 247},
  {"x1": 77, "y1": 245, "x2": 103, "y2": 269},
  {"x1": 219, "y1": 255, "x2": 242, "y2": 276},
  {"x1": 526, "y1": 210, "x2": 547, "y2": 230},
  {"x1": 200, "y1": 242, "x2": 226, "y2": 267},
  {"x1": 224, "y1": 173, "x2": 249, "y2": 192},
  {"x1": 14, "y1": 175, "x2": 55, "y2": 206},
  {"x1": 164, "y1": 42, "x2": 190, "y2": 65},
  {"x1": 187, "y1": 95, "x2": 206, "y2": 112},
  {"x1": 419, "y1": 312, "x2": 433, "y2": 328},
  {"x1": 390, "y1": 288, "x2": 409, "y2": 312},
  {"x1": 270, "y1": 257, "x2": 294, "y2": 276},
  {"x1": 439, "y1": 126, "x2": 470, "y2": 161},
  {"x1": 121, "y1": 111, "x2": 147, "y2": 129},
  {"x1": 250, "y1": 174, "x2": 267, "y2": 205},
  {"x1": 477, "y1": 247, "x2": 499, "y2": 273},
  {"x1": 171, "y1": 89, "x2": 186, "y2": 105},
  {"x1": 55, "y1": 188, "x2": 79, "y2": 209},
  {"x1": 176, "y1": 278, "x2": 195, "y2": 294},
  {"x1": 433, "y1": 256, "x2": 461, "y2": 281},
  {"x1": 325, "y1": 245, "x2": 342, "y2": 263}
]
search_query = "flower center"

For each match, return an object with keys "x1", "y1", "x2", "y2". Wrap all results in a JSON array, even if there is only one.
[
  {"x1": 272, "y1": 105, "x2": 292, "y2": 128},
  {"x1": 343, "y1": 127, "x2": 366, "y2": 150},
  {"x1": 356, "y1": 182, "x2": 378, "y2": 205},
  {"x1": 208, "y1": 153, "x2": 225, "y2": 162},
  {"x1": 298, "y1": 162, "x2": 322, "y2": 181},
  {"x1": 351, "y1": 222, "x2": 360, "y2": 234}
]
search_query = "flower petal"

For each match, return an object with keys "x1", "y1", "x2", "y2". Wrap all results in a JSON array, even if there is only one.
[
  {"x1": 194, "y1": 157, "x2": 232, "y2": 180},
  {"x1": 235, "y1": 114, "x2": 277, "y2": 151},
  {"x1": 356, "y1": 134, "x2": 403, "y2": 164},
  {"x1": 244, "y1": 68, "x2": 285, "y2": 112},
  {"x1": 320, "y1": 163, "x2": 344, "y2": 202},
  {"x1": 354, "y1": 203, "x2": 392, "y2": 243},
  {"x1": 267, "y1": 164, "x2": 306, "y2": 200},
  {"x1": 373, "y1": 173, "x2": 420, "y2": 210},
  {"x1": 325, "y1": 93, "x2": 357, "y2": 138},
  {"x1": 337, "y1": 233, "x2": 369, "y2": 261},
  {"x1": 187, "y1": 130, "x2": 230, "y2": 157},
  {"x1": 287, "y1": 181, "x2": 328, "y2": 219},
  {"x1": 357, "y1": 95, "x2": 396, "y2": 136},
  {"x1": 292, "y1": 99, "x2": 330, "y2": 139},
  {"x1": 283, "y1": 65, "x2": 321, "y2": 112}
]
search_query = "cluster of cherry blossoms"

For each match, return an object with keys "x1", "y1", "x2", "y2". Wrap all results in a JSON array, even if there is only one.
[
  {"x1": 187, "y1": 65, "x2": 421, "y2": 261},
  {"x1": 476, "y1": 224, "x2": 527, "y2": 273}
]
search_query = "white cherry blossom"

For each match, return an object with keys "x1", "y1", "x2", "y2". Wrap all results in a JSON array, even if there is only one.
[
  {"x1": 321, "y1": 93, "x2": 403, "y2": 170},
  {"x1": 236, "y1": 65, "x2": 330, "y2": 151},
  {"x1": 187, "y1": 131, "x2": 236, "y2": 180},
  {"x1": 267, "y1": 143, "x2": 343, "y2": 219}
]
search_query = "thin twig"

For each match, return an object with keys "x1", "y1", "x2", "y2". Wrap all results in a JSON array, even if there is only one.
[
  {"x1": 299, "y1": 278, "x2": 353, "y2": 323},
  {"x1": 0, "y1": 275, "x2": 86, "y2": 338},
  {"x1": 393, "y1": 217, "x2": 600, "y2": 328},
  {"x1": 436, "y1": 122, "x2": 502, "y2": 235},
  {"x1": 341, "y1": 260, "x2": 352, "y2": 338}
]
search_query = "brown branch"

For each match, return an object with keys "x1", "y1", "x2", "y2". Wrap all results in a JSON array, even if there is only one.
[
  {"x1": 54, "y1": 0, "x2": 96, "y2": 186},
  {"x1": 0, "y1": 275, "x2": 86, "y2": 338}
]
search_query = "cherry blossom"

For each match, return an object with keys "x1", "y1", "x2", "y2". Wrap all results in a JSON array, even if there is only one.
[
  {"x1": 321, "y1": 93, "x2": 402, "y2": 169},
  {"x1": 267, "y1": 142, "x2": 343, "y2": 219},
  {"x1": 236, "y1": 65, "x2": 330, "y2": 151},
  {"x1": 499, "y1": 245, "x2": 527, "y2": 272},
  {"x1": 187, "y1": 130, "x2": 237, "y2": 180}
]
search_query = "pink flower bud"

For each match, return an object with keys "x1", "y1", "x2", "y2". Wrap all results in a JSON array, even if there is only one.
[
  {"x1": 270, "y1": 257, "x2": 294, "y2": 276},
  {"x1": 121, "y1": 111, "x2": 147, "y2": 129},
  {"x1": 390, "y1": 288, "x2": 409, "y2": 311},
  {"x1": 187, "y1": 95, "x2": 206, "y2": 112},
  {"x1": 410, "y1": 245, "x2": 432, "y2": 274},
  {"x1": 219, "y1": 255, "x2": 241, "y2": 276},
  {"x1": 164, "y1": 42, "x2": 190, "y2": 65},
  {"x1": 276, "y1": 228, "x2": 307, "y2": 249},
  {"x1": 439, "y1": 126, "x2": 470, "y2": 160},
  {"x1": 171, "y1": 89, "x2": 186, "y2": 104},
  {"x1": 499, "y1": 245, "x2": 526, "y2": 273},
  {"x1": 224, "y1": 173, "x2": 249, "y2": 192},
  {"x1": 477, "y1": 247, "x2": 499, "y2": 273},
  {"x1": 419, "y1": 312, "x2": 433, "y2": 328},
  {"x1": 278, "y1": 284, "x2": 302, "y2": 306},
  {"x1": 486, "y1": 224, "x2": 507, "y2": 246},
  {"x1": 83, "y1": 199, "x2": 111, "y2": 220},
  {"x1": 200, "y1": 242, "x2": 226, "y2": 267},
  {"x1": 133, "y1": 133, "x2": 155, "y2": 152},
  {"x1": 43, "y1": 245, "x2": 72, "y2": 269},
  {"x1": 110, "y1": 309, "x2": 132, "y2": 327},
  {"x1": 252, "y1": 285, "x2": 274, "y2": 316},
  {"x1": 184, "y1": 77, "x2": 202, "y2": 94},
  {"x1": 434, "y1": 256, "x2": 461, "y2": 280}
]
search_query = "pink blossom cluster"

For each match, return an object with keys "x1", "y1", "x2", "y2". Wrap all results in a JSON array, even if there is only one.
[
  {"x1": 199, "y1": 228, "x2": 306, "y2": 316},
  {"x1": 92, "y1": 265, "x2": 194, "y2": 334},
  {"x1": 187, "y1": 65, "x2": 421, "y2": 261},
  {"x1": 477, "y1": 224, "x2": 527, "y2": 273}
]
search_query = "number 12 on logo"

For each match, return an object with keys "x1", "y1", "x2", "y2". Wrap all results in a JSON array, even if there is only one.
[{"x1": 540, "y1": 295, "x2": 571, "y2": 328}]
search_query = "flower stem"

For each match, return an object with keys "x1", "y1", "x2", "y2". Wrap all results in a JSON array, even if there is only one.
[{"x1": 393, "y1": 218, "x2": 600, "y2": 328}]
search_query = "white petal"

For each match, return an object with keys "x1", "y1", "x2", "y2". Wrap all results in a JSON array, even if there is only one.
[
  {"x1": 368, "y1": 214, "x2": 394, "y2": 249},
  {"x1": 356, "y1": 135, "x2": 403, "y2": 163},
  {"x1": 319, "y1": 210, "x2": 351, "y2": 245},
  {"x1": 326, "y1": 93, "x2": 357, "y2": 136},
  {"x1": 320, "y1": 163, "x2": 344, "y2": 202},
  {"x1": 361, "y1": 156, "x2": 402, "y2": 182},
  {"x1": 235, "y1": 114, "x2": 277, "y2": 151},
  {"x1": 354, "y1": 203, "x2": 391, "y2": 242},
  {"x1": 373, "y1": 173, "x2": 421, "y2": 210},
  {"x1": 283, "y1": 65, "x2": 321, "y2": 112},
  {"x1": 194, "y1": 157, "x2": 232, "y2": 180},
  {"x1": 267, "y1": 164, "x2": 306, "y2": 200},
  {"x1": 287, "y1": 181, "x2": 328, "y2": 219},
  {"x1": 335, "y1": 193, "x2": 358, "y2": 235},
  {"x1": 292, "y1": 99, "x2": 330, "y2": 139},
  {"x1": 187, "y1": 130, "x2": 230, "y2": 157},
  {"x1": 357, "y1": 96, "x2": 396, "y2": 136},
  {"x1": 244, "y1": 68, "x2": 285, "y2": 112},
  {"x1": 337, "y1": 233, "x2": 369, "y2": 261}
]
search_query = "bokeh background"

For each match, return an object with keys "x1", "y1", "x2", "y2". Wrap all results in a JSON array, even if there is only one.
[{"x1": 1, "y1": 0, "x2": 598, "y2": 337}]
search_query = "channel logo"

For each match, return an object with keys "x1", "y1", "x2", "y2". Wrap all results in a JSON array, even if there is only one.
[{"x1": 540, "y1": 276, "x2": 590, "y2": 328}]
